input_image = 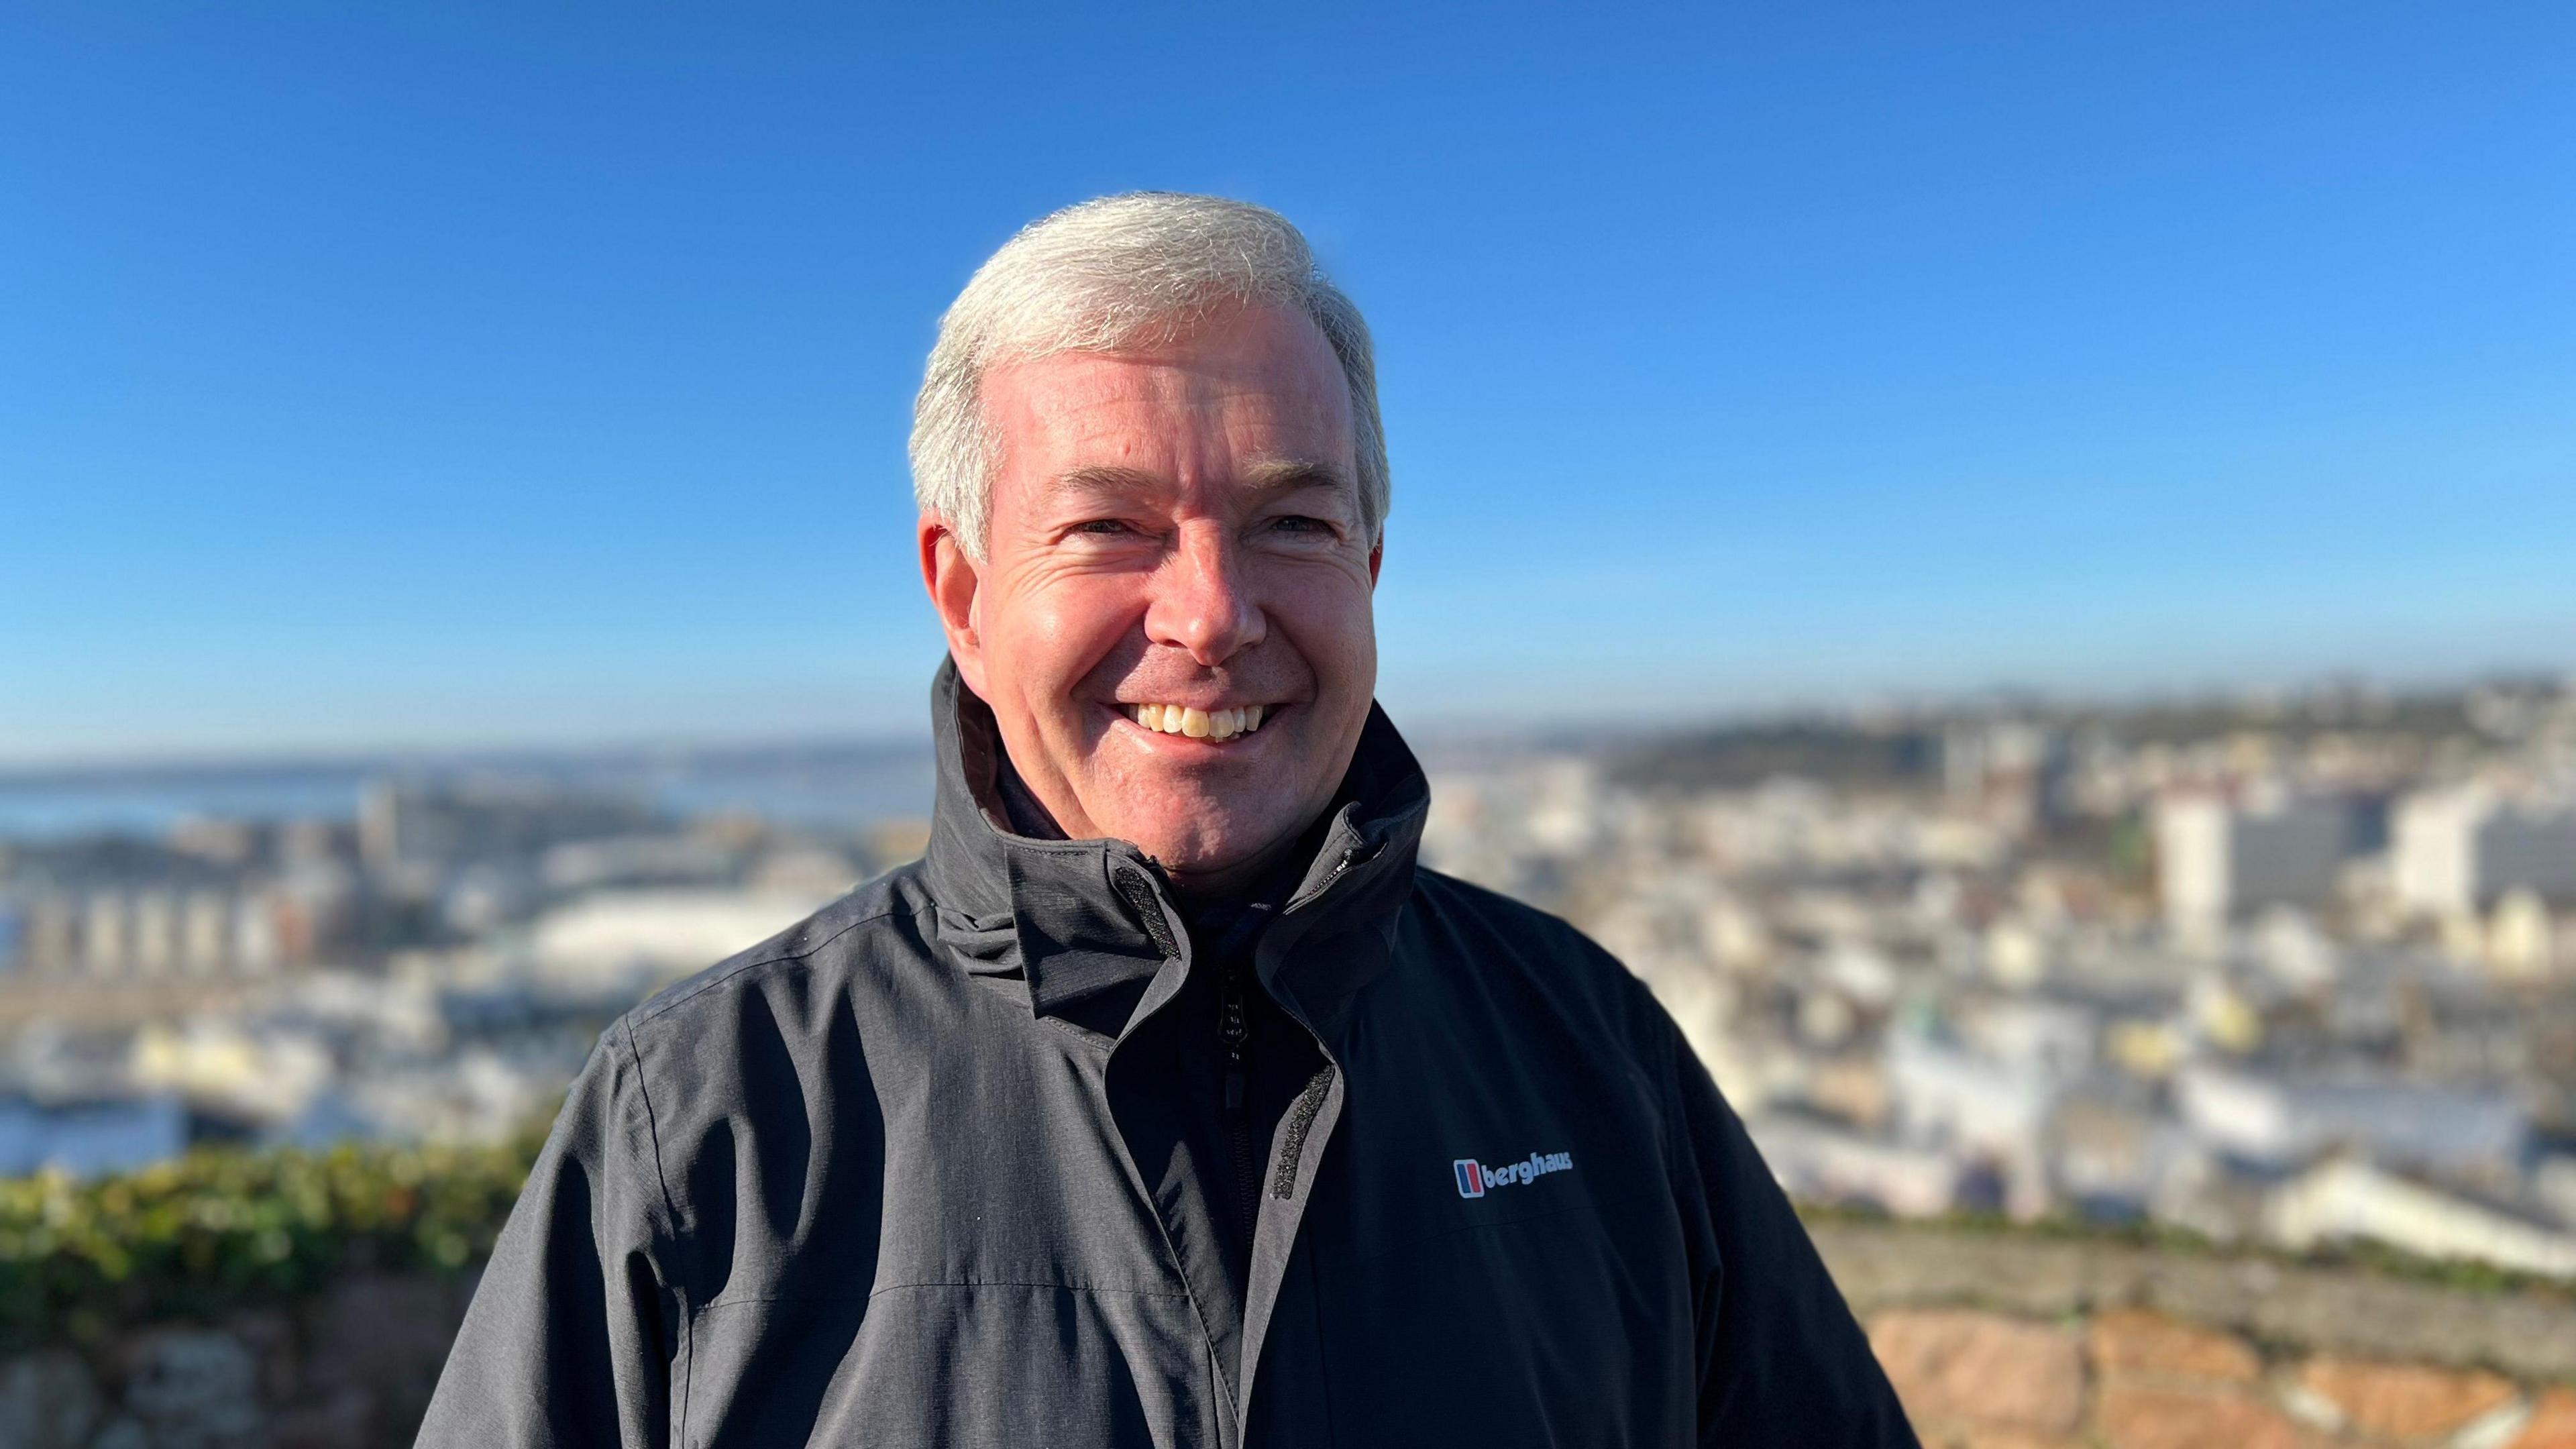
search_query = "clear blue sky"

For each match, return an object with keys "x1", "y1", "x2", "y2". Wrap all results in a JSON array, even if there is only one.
[{"x1": 4, "y1": 3, "x2": 2571, "y2": 763}]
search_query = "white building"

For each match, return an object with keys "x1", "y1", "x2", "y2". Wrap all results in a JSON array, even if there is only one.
[
  {"x1": 2267, "y1": 1156, "x2": 2576, "y2": 1279},
  {"x1": 82, "y1": 892, "x2": 131, "y2": 977},
  {"x1": 2394, "y1": 788, "x2": 2576, "y2": 916},
  {"x1": 2156, "y1": 792, "x2": 2359, "y2": 927},
  {"x1": 181, "y1": 890, "x2": 233, "y2": 975},
  {"x1": 525, "y1": 888, "x2": 831, "y2": 998},
  {"x1": 2174, "y1": 1065, "x2": 2525, "y2": 1179},
  {"x1": 130, "y1": 890, "x2": 179, "y2": 976},
  {"x1": 1882, "y1": 1029, "x2": 2059, "y2": 1216},
  {"x1": 1746, "y1": 1112, "x2": 1964, "y2": 1218}
]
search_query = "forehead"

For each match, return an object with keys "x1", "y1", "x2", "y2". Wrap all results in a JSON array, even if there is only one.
[{"x1": 979, "y1": 305, "x2": 1355, "y2": 488}]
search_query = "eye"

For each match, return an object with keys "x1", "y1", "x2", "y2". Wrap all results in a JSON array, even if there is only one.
[
  {"x1": 1071, "y1": 519, "x2": 1140, "y2": 538},
  {"x1": 1269, "y1": 515, "x2": 1334, "y2": 536}
]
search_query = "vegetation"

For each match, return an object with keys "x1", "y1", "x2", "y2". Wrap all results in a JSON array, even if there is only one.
[
  {"x1": 1797, "y1": 1201, "x2": 2576, "y2": 1301},
  {"x1": 4, "y1": 1123, "x2": 2562, "y2": 1352},
  {"x1": 0, "y1": 1126, "x2": 544, "y2": 1350}
]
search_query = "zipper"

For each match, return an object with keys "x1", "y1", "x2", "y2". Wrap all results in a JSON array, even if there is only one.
[
  {"x1": 1213, "y1": 841, "x2": 1371, "y2": 1246},
  {"x1": 1220, "y1": 957, "x2": 1257, "y2": 1248},
  {"x1": 1284, "y1": 843, "x2": 1364, "y2": 916},
  {"x1": 1256, "y1": 843, "x2": 1366, "y2": 1205}
]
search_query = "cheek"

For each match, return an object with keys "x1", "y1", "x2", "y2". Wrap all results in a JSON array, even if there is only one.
[
  {"x1": 1269, "y1": 569, "x2": 1379, "y2": 710},
  {"x1": 995, "y1": 574, "x2": 1142, "y2": 704}
]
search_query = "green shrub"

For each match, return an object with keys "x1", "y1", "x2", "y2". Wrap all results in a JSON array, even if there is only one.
[{"x1": 0, "y1": 1124, "x2": 545, "y2": 1350}]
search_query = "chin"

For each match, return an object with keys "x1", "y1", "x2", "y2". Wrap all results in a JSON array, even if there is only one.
[{"x1": 1126, "y1": 810, "x2": 1294, "y2": 883}]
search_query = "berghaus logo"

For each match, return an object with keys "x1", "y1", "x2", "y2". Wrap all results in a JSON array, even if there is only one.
[{"x1": 1452, "y1": 1150, "x2": 1574, "y2": 1199}]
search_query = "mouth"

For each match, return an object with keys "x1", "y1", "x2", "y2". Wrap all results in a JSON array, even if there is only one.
[{"x1": 1114, "y1": 700, "x2": 1286, "y2": 745}]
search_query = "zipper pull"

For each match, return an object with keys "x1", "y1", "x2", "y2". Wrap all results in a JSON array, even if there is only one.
[{"x1": 1291, "y1": 842, "x2": 1367, "y2": 912}]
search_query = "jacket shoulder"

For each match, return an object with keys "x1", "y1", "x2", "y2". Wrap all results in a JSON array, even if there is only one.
[
  {"x1": 620, "y1": 860, "x2": 932, "y2": 1038},
  {"x1": 1407, "y1": 865, "x2": 1672, "y2": 1032},
  {"x1": 1409, "y1": 865, "x2": 1622, "y2": 974}
]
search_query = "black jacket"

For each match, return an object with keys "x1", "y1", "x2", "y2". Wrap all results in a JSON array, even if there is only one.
[{"x1": 419, "y1": 662, "x2": 1917, "y2": 1448}]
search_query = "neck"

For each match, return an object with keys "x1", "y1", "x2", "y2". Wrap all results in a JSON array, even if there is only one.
[
  {"x1": 992, "y1": 749, "x2": 1070, "y2": 843},
  {"x1": 1161, "y1": 828, "x2": 1310, "y2": 906}
]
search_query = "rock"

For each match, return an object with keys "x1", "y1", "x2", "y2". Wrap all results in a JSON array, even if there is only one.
[
  {"x1": 268, "y1": 1389, "x2": 376, "y2": 1449},
  {"x1": 2453, "y1": 1400, "x2": 2539, "y2": 1449},
  {"x1": 1868, "y1": 1309, "x2": 2085, "y2": 1437},
  {"x1": 0, "y1": 1351, "x2": 103, "y2": 1449},
  {"x1": 299, "y1": 1273, "x2": 463, "y2": 1445},
  {"x1": 1820, "y1": 1228, "x2": 2092, "y2": 1320},
  {"x1": 2294, "y1": 1355, "x2": 2518, "y2": 1444},
  {"x1": 2087, "y1": 1308, "x2": 2260, "y2": 1385},
  {"x1": 112, "y1": 1329, "x2": 262, "y2": 1449},
  {"x1": 219, "y1": 1311, "x2": 297, "y2": 1406},
  {"x1": 1811, "y1": 1223, "x2": 2576, "y2": 1384},
  {"x1": 2094, "y1": 1383, "x2": 2322, "y2": 1449},
  {"x1": 1935, "y1": 1430, "x2": 2082, "y2": 1449},
  {"x1": 2514, "y1": 1388, "x2": 2576, "y2": 1449}
]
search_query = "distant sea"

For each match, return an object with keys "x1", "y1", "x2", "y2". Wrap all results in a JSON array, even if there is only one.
[
  {"x1": 0, "y1": 770, "x2": 368, "y2": 840},
  {"x1": 0, "y1": 743, "x2": 938, "y2": 843},
  {"x1": 0, "y1": 724, "x2": 1576, "y2": 843}
]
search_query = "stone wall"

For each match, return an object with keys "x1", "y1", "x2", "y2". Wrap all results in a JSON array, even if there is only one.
[
  {"x1": 6, "y1": 1226, "x2": 2575, "y2": 1447},
  {"x1": 1813, "y1": 1222, "x2": 2576, "y2": 1448},
  {"x1": 0, "y1": 1271, "x2": 472, "y2": 1449}
]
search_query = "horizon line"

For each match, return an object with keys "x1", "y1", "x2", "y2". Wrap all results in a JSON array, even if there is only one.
[{"x1": 4, "y1": 664, "x2": 2567, "y2": 782}]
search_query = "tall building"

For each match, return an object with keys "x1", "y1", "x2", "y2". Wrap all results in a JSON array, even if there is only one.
[
  {"x1": 130, "y1": 891, "x2": 179, "y2": 977},
  {"x1": 2156, "y1": 790, "x2": 2361, "y2": 927},
  {"x1": 24, "y1": 894, "x2": 78, "y2": 976},
  {"x1": 182, "y1": 890, "x2": 233, "y2": 975},
  {"x1": 82, "y1": 892, "x2": 131, "y2": 977},
  {"x1": 1944, "y1": 720, "x2": 2070, "y2": 833},
  {"x1": 2394, "y1": 789, "x2": 2576, "y2": 916}
]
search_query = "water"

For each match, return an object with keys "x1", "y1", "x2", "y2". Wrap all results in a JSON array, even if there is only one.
[
  {"x1": 0, "y1": 746, "x2": 938, "y2": 843},
  {"x1": 0, "y1": 771, "x2": 369, "y2": 840}
]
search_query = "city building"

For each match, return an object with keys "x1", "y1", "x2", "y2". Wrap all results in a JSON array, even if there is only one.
[
  {"x1": 2265, "y1": 1155, "x2": 2576, "y2": 1278},
  {"x1": 2394, "y1": 788, "x2": 2576, "y2": 916},
  {"x1": 2155, "y1": 790, "x2": 2363, "y2": 928}
]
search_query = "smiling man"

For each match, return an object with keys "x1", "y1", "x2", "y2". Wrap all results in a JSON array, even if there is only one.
[{"x1": 421, "y1": 194, "x2": 1917, "y2": 1448}]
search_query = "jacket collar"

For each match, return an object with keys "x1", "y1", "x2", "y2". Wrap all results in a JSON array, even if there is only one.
[{"x1": 920, "y1": 656, "x2": 1428, "y2": 1033}]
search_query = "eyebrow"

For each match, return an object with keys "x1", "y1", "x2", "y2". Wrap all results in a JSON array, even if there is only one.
[
  {"x1": 1046, "y1": 458, "x2": 1355, "y2": 501},
  {"x1": 1240, "y1": 458, "x2": 1355, "y2": 497}
]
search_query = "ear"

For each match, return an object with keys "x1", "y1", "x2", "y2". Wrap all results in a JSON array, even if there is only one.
[
  {"x1": 919, "y1": 514, "x2": 989, "y2": 694},
  {"x1": 1368, "y1": 537, "x2": 1383, "y2": 588}
]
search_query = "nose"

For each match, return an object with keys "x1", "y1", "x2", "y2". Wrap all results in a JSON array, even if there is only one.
[{"x1": 1143, "y1": 521, "x2": 1265, "y2": 666}]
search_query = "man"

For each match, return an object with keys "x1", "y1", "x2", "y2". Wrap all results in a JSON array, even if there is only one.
[{"x1": 421, "y1": 193, "x2": 1917, "y2": 1447}]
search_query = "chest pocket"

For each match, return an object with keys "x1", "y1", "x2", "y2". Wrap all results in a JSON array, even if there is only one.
[{"x1": 1293, "y1": 1038, "x2": 1696, "y2": 1448}]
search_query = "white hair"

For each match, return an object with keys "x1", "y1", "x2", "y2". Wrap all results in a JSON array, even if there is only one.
[{"x1": 909, "y1": 192, "x2": 1389, "y2": 561}]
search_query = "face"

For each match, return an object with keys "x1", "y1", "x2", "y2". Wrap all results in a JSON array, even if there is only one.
[{"x1": 919, "y1": 304, "x2": 1381, "y2": 896}]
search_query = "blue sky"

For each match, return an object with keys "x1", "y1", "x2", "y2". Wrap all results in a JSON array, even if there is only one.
[{"x1": 4, "y1": 3, "x2": 2571, "y2": 763}]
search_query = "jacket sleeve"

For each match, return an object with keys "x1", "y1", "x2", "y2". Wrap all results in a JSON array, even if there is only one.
[
  {"x1": 1658, "y1": 1010, "x2": 1921, "y2": 1447},
  {"x1": 419, "y1": 1018, "x2": 678, "y2": 1448}
]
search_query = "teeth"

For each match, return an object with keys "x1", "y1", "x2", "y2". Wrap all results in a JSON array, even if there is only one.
[{"x1": 1126, "y1": 703, "x2": 1275, "y2": 739}]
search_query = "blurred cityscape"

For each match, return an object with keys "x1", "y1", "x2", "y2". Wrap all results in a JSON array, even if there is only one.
[
  {"x1": 0, "y1": 745, "x2": 932, "y2": 1177},
  {"x1": 6, "y1": 676, "x2": 2576, "y2": 1281}
]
